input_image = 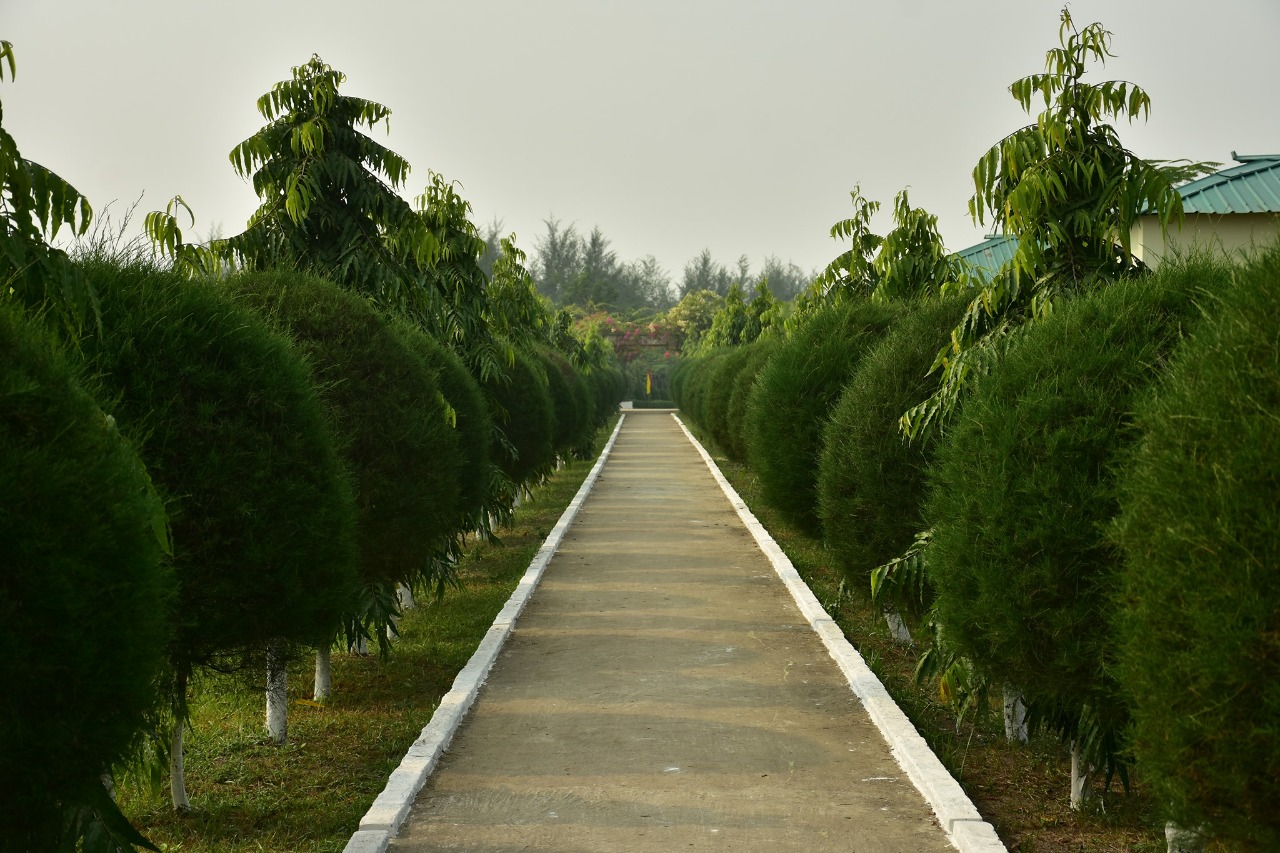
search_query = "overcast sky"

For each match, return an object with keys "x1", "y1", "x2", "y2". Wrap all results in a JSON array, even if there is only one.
[{"x1": 8, "y1": 1, "x2": 1279, "y2": 286}]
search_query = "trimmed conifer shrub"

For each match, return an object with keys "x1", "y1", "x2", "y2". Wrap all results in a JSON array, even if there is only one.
[
  {"x1": 1, "y1": 301, "x2": 171, "y2": 848},
  {"x1": 817, "y1": 296, "x2": 967, "y2": 603},
  {"x1": 1111, "y1": 246, "x2": 1280, "y2": 847},
  {"x1": 534, "y1": 345, "x2": 593, "y2": 456},
  {"x1": 389, "y1": 314, "x2": 493, "y2": 530},
  {"x1": 924, "y1": 257, "x2": 1230, "y2": 783},
  {"x1": 484, "y1": 344, "x2": 555, "y2": 488},
  {"x1": 226, "y1": 271, "x2": 460, "y2": 597},
  {"x1": 746, "y1": 299, "x2": 899, "y2": 531},
  {"x1": 79, "y1": 260, "x2": 360, "y2": 786},
  {"x1": 685, "y1": 349, "x2": 731, "y2": 433},
  {"x1": 81, "y1": 261, "x2": 360, "y2": 675},
  {"x1": 704, "y1": 345, "x2": 757, "y2": 451},
  {"x1": 725, "y1": 339, "x2": 777, "y2": 463},
  {"x1": 669, "y1": 356, "x2": 697, "y2": 411}
]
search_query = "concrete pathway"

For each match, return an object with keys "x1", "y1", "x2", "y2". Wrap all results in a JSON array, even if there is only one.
[{"x1": 361, "y1": 412, "x2": 999, "y2": 852}]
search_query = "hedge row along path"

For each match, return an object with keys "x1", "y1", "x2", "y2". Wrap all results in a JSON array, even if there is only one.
[{"x1": 350, "y1": 411, "x2": 1001, "y2": 852}]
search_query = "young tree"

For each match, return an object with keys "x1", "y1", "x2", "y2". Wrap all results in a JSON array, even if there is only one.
[
  {"x1": 410, "y1": 172, "x2": 507, "y2": 382},
  {"x1": 902, "y1": 8, "x2": 1211, "y2": 438},
  {"x1": 212, "y1": 55, "x2": 435, "y2": 308},
  {"x1": 870, "y1": 189, "x2": 964, "y2": 302},
  {"x1": 819, "y1": 185, "x2": 882, "y2": 300},
  {"x1": 0, "y1": 41, "x2": 96, "y2": 333}
]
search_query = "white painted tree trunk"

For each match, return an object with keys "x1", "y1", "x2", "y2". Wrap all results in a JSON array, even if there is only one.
[
  {"x1": 1070, "y1": 740, "x2": 1093, "y2": 809},
  {"x1": 351, "y1": 633, "x2": 369, "y2": 656},
  {"x1": 513, "y1": 488, "x2": 524, "y2": 509},
  {"x1": 266, "y1": 640, "x2": 288, "y2": 746},
  {"x1": 101, "y1": 771, "x2": 116, "y2": 800},
  {"x1": 1003, "y1": 685, "x2": 1028, "y2": 743},
  {"x1": 314, "y1": 646, "x2": 332, "y2": 702},
  {"x1": 882, "y1": 606, "x2": 914, "y2": 646},
  {"x1": 170, "y1": 715, "x2": 190, "y2": 812},
  {"x1": 1165, "y1": 822, "x2": 1205, "y2": 853},
  {"x1": 397, "y1": 583, "x2": 415, "y2": 611}
]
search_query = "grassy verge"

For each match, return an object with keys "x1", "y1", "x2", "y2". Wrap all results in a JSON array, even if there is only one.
[
  {"x1": 679, "y1": 415, "x2": 1166, "y2": 853},
  {"x1": 118, "y1": 420, "x2": 616, "y2": 852}
]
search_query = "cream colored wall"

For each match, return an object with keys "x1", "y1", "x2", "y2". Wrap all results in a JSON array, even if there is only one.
[{"x1": 1131, "y1": 213, "x2": 1280, "y2": 269}]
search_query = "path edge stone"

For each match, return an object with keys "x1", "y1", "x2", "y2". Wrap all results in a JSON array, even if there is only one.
[
  {"x1": 342, "y1": 415, "x2": 628, "y2": 852},
  {"x1": 672, "y1": 413, "x2": 1007, "y2": 853}
]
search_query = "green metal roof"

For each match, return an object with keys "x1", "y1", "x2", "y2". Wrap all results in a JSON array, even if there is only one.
[
  {"x1": 952, "y1": 233, "x2": 1017, "y2": 280},
  {"x1": 1169, "y1": 153, "x2": 1280, "y2": 215},
  {"x1": 952, "y1": 154, "x2": 1279, "y2": 274}
]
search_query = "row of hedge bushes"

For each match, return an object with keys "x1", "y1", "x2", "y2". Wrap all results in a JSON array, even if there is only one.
[
  {"x1": 671, "y1": 247, "x2": 1280, "y2": 848},
  {"x1": 1, "y1": 260, "x2": 625, "y2": 848}
]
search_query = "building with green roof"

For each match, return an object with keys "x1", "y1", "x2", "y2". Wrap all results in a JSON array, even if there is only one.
[
  {"x1": 1132, "y1": 152, "x2": 1280, "y2": 267},
  {"x1": 954, "y1": 153, "x2": 1280, "y2": 275}
]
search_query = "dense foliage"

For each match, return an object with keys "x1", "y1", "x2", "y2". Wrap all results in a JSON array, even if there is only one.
[
  {"x1": 484, "y1": 344, "x2": 555, "y2": 488},
  {"x1": 745, "y1": 299, "x2": 898, "y2": 531},
  {"x1": 902, "y1": 9, "x2": 1212, "y2": 438},
  {"x1": 83, "y1": 262, "x2": 360, "y2": 678},
  {"x1": 724, "y1": 338, "x2": 778, "y2": 463},
  {"x1": 924, "y1": 257, "x2": 1224, "y2": 777},
  {"x1": 1111, "y1": 246, "x2": 1280, "y2": 847},
  {"x1": 817, "y1": 296, "x2": 968, "y2": 602},
  {"x1": 0, "y1": 301, "x2": 171, "y2": 850}
]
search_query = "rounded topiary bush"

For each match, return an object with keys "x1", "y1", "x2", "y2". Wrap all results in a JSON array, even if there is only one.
[
  {"x1": 534, "y1": 345, "x2": 593, "y2": 456},
  {"x1": 725, "y1": 338, "x2": 777, "y2": 463},
  {"x1": 1, "y1": 302, "x2": 172, "y2": 848},
  {"x1": 1111, "y1": 247, "x2": 1280, "y2": 847},
  {"x1": 669, "y1": 356, "x2": 697, "y2": 411},
  {"x1": 924, "y1": 257, "x2": 1230, "y2": 774},
  {"x1": 746, "y1": 299, "x2": 899, "y2": 531},
  {"x1": 818, "y1": 296, "x2": 967, "y2": 602},
  {"x1": 686, "y1": 349, "x2": 731, "y2": 433},
  {"x1": 80, "y1": 261, "x2": 359, "y2": 691},
  {"x1": 228, "y1": 272, "x2": 460, "y2": 595},
  {"x1": 485, "y1": 344, "x2": 555, "y2": 487},
  {"x1": 704, "y1": 345, "x2": 758, "y2": 451},
  {"x1": 389, "y1": 315, "x2": 493, "y2": 529}
]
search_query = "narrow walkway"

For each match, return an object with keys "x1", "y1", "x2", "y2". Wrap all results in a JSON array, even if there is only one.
[{"x1": 390, "y1": 412, "x2": 958, "y2": 852}]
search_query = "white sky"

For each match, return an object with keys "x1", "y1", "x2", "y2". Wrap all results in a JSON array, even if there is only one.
[{"x1": 7, "y1": 0, "x2": 1279, "y2": 285}]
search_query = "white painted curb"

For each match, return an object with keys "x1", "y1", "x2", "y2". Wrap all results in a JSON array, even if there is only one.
[
  {"x1": 342, "y1": 415, "x2": 628, "y2": 853},
  {"x1": 672, "y1": 414, "x2": 1007, "y2": 853}
]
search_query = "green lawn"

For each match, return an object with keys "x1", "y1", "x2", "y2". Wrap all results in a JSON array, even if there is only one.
[{"x1": 118, "y1": 427, "x2": 613, "y2": 852}]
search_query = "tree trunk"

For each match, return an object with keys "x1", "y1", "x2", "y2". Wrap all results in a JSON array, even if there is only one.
[
  {"x1": 1166, "y1": 822, "x2": 1206, "y2": 853},
  {"x1": 266, "y1": 639, "x2": 288, "y2": 746},
  {"x1": 350, "y1": 633, "x2": 369, "y2": 656},
  {"x1": 1070, "y1": 740, "x2": 1093, "y2": 809},
  {"x1": 170, "y1": 671, "x2": 191, "y2": 812},
  {"x1": 314, "y1": 646, "x2": 332, "y2": 702},
  {"x1": 1003, "y1": 685, "x2": 1028, "y2": 743},
  {"x1": 397, "y1": 583, "x2": 415, "y2": 611},
  {"x1": 882, "y1": 606, "x2": 914, "y2": 647}
]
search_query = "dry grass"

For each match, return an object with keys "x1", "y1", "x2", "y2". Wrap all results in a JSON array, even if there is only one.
[{"x1": 118, "y1": 429, "x2": 612, "y2": 852}]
